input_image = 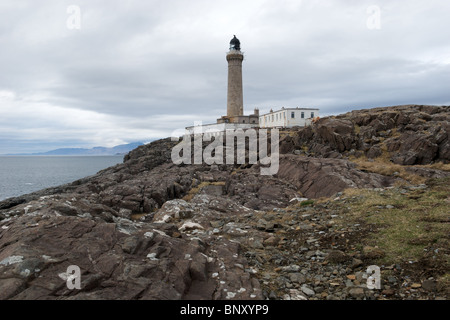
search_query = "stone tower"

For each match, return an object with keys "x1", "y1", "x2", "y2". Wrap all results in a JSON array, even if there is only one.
[{"x1": 226, "y1": 35, "x2": 244, "y2": 119}]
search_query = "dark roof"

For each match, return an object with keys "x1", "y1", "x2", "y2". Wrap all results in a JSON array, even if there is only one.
[{"x1": 230, "y1": 35, "x2": 240, "y2": 50}]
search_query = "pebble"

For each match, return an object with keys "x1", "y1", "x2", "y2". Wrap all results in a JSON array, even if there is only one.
[
  {"x1": 314, "y1": 286, "x2": 325, "y2": 294},
  {"x1": 290, "y1": 273, "x2": 306, "y2": 284},
  {"x1": 348, "y1": 287, "x2": 365, "y2": 299},
  {"x1": 234, "y1": 183, "x2": 444, "y2": 301},
  {"x1": 282, "y1": 265, "x2": 301, "y2": 273},
  {"x1": 351, "y1": 258, "x2": 363, "y2": 269},
  {"x1": 269, "y1": 291, "x2": 277, "y2": 299},
  {"x1": 301, "y1": 285, "x2": 315, "y2": 297},
  {"x1": 382, "y1": 289, "x2": 395, "y2": 296},
  {"x1": 330, "y1": 282, "x2": 340, "y2": 287},
  {"x1": 388, "y1": 276, "x2": 397, "y2": 284}
]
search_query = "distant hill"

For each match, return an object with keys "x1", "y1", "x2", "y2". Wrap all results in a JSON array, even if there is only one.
[{"x1": 24, "y1": 142, "x2": 144, "y2": 156}]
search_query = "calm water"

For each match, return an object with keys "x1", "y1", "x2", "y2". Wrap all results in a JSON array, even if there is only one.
[{"x1": 0, "y1": 156, "x2": 123, "y2": 201}]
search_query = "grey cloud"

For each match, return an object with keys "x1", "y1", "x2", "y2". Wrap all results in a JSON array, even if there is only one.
[{"x1": 0, "y1": 0, "x2": 449, "y2": 153}]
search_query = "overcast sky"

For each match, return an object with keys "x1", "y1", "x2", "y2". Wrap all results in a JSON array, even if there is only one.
[{"x1": 0, "y1": 0, "x2": 449, "y2": 154}]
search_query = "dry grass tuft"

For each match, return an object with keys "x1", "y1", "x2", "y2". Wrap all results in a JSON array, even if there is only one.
[
  {"x1": 351, "y1": 156, "x2": 427, "y2": 185},
  {"x1": 182, "y1": 181, "x2": 226, "y2": 201}
]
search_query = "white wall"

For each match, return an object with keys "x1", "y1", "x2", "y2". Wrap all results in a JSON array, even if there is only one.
[
  {"x1": 259, "y1": 111, "x2": 287, "y2": 128},
  {"x1": 185, "y1": 123, "x2": 256, "y2": 135},
  {"x1": 259, "y1": 109, "x2": 318, "y2": 128}
]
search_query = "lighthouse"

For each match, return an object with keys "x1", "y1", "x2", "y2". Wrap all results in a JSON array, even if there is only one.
[
  {"x1": 226, "y1": 35, "x2": 244, "y2": 120},
  {"x1": 216, "y1": 35, "x2": 259, "y2": 126}
]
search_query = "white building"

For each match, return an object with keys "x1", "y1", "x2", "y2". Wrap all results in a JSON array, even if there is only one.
[
  {"x1": 185, "y1": 122, "x2": 256, "y2": 136},
  {"x1": 259, "y1": 107, "x2": 319, "y2": 128}
]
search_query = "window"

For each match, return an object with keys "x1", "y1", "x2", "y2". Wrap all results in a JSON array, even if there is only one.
[
  {"x1": 311, "y1": 112, "x2": 315, "y2": 118},
  {"x1": 272, "y1": 115, "x2": 274, "y2": 122},
  {"x1": 301, "y1": 112, "x2": 304, "y2": 119},
  {"x1": 291, "y1": 112, "x2": 295, "y2": 119},
  {"x1": 242, "y1": 120, "x2": 245, "y2": 123}
]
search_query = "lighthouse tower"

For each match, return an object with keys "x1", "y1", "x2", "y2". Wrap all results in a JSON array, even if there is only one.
[
  {"x1": 216, "y1": 35, "x2": 258, "y2": 126},
  {"x1": 226, "y1": 35, "x2": 244, "y2": 120}
]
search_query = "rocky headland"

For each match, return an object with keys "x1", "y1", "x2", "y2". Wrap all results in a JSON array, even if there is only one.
[{"x1": 0, "y1": 104, "x2": 449, "y2": 300}]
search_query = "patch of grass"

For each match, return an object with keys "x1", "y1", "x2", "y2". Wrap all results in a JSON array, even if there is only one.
[
  {"x1": 335, "y1": 177, "x2": 450, "y2": 265},
  {"x1": 437, "y1": 274, "x2": 450, "y2": 292},
  {"x1": 300, "y1": 199, "x2": 315, "y2": 207},
  {"x1": 301, "y1": 144, "x2": 309, "y2": 153},
  {"x1": 420, "y1": 163, "x2": 450, "y2": 172},
  {"x1": 351, "y1": 156, "x2": 427, "y2": 185},
  {"x1": 279, "y1": 130, "x2": 297, "y2": 138},
  {"x1": 390, "y1": 127, "x2": 401, "y2": 138},
  {"x1": 130, "y1": 213, "x2": 147, "y2": 221}
]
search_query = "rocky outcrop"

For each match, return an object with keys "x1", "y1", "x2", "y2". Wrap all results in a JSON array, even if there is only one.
[
  {"x1": 0, "y1": 105, "x2": 448, "y2": 300},
  {"x1": 281, "y1": 105, "x2": 450, "y2": 165},
  {"x1": 276, "y1": 155, "x2": 396, "y2": 198},
  {"x1": 0, "y1": 194, "x2": 262, "y2": 300}
]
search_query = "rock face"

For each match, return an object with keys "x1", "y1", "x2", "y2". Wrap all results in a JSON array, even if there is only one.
[
  {"x1": 281, "y1": 105, "x2": 450, "y2": 165},
  {"x1": 0, "y1": 195, "x2": 262, "y2": 300},
  {"x1": 0, "y1": 105, "x2": 448, "y2": 300},
  {"x1": 277, "y1": 155, "x2": 395, "y2": 198}
]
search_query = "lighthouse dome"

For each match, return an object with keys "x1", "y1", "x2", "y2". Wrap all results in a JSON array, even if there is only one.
[{"x1": 229, "y1": 35, "x2": 241, "y2": 50}]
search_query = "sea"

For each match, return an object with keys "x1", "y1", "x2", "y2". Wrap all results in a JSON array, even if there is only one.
[{"x1": 0, "y1": 155, "x2": 124, "y2": 201}]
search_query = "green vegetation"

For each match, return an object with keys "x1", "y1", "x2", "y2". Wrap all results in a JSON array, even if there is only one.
[
  {"x1": 335, "y1": 177, "x2": 449, "y2": 267},
  {"x1": 299, "y1": 199, "x2": 315, "y2": 207}
]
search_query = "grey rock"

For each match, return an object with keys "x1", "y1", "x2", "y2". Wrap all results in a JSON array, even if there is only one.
[
  {"x1": 348, "y1": 287, "x2": 365, "y2": 299},
  {"x1": 351, "y1": 258, "x2": 363, "y2": 269},
  {"x1": 282, "y1": 265, "x2": 301, "y2": 273},
  {"x1": 314, "y1": 286, "x2": 325, "y2": 294},
  {"x1": 388, "y1": 276, "x2": 397, "y2": 284},
  {"x1": 289, "y1": 273, "x2": 306, "y2": 284},
  {"x1": 345, "y1": 280, "x2": 354, "y2": 287},
  {"x1": 301, "y1": 285, "x2": 315, "y2": 297},
  {"x1": 269, "y1": 290, "x2": 277, "y2": 300}
]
